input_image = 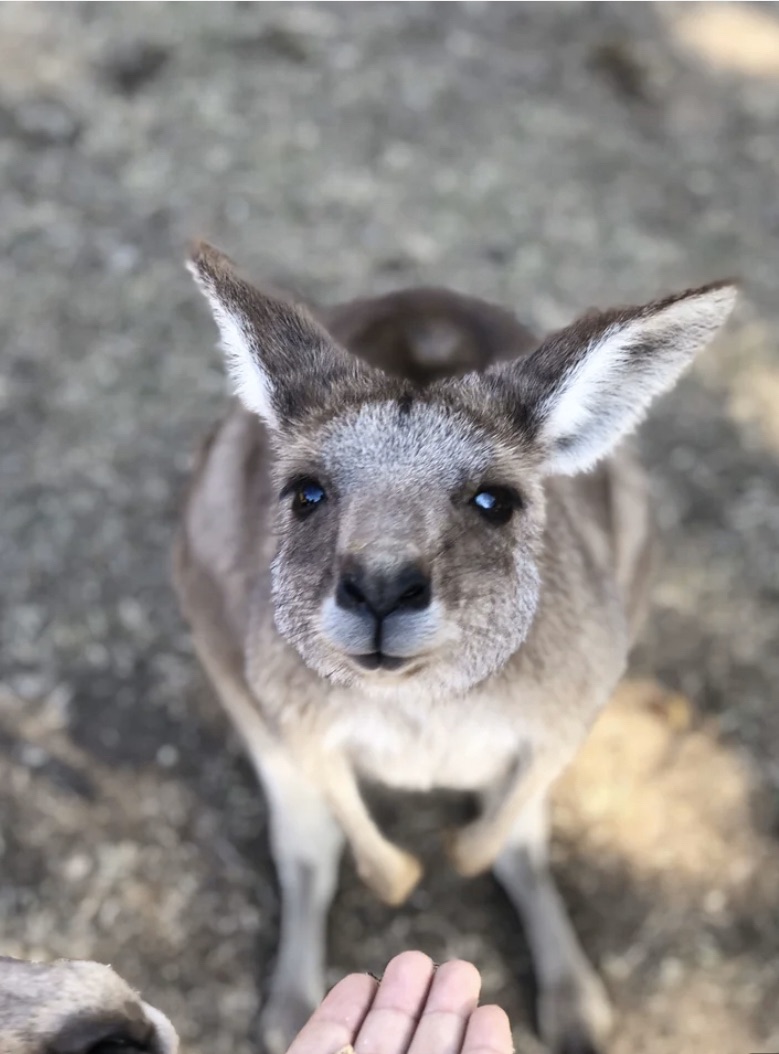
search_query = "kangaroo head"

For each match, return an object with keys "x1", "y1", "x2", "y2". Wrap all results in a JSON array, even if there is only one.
[
  {"x1": 188, "y1": 242, "x2": 736, "y2": 698},
  {"x1": 0, "y1": 956, "x2": 178, "y2": 1054}
]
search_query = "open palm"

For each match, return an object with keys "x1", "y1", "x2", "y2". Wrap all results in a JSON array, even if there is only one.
[{"x1": 286, "y1": 951, "x2": 513, "y2": 1054}]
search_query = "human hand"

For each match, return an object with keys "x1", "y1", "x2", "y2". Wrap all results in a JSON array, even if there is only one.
[{"x1": 286, "y1": 950, "x2": 513, "y2": 1054}]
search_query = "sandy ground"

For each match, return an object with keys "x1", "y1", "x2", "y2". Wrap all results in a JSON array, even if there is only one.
[{"x1": 1, "y1": 4, "x2": 778, "y2": 1052}]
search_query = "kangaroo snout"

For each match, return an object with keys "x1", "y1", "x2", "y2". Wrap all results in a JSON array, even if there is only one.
[
  {"x1": 320, "y1": 553, "x2": 439, "y2": 671},
  {"x1": 334, "y1": 557, "x2": 433, "y2": 671}
]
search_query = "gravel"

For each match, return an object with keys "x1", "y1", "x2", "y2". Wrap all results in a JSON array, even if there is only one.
[{"x1": 1, "y1": 4, "x2": 778, "y2": 1052}]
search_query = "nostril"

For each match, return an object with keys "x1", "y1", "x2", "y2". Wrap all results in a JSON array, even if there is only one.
[
  {"x1": 336, "y1": 574, "x2": 368, "y2": 612},
  {"x1": 394, "y1": 567, "x2": 431, "y2": 612},
  {"x1": 400, "y1": 584, "x2": 424, "y2": 603},
  {"x1": 397, "y1": 580, "x2": 430, "y2": 609}
]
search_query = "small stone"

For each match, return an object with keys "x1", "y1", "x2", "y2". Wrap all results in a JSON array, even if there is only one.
[
  {"x1": 649, "y1": 690, "x2": 695, "y2": 732},
  {"x1": 224, "y1": 24, "x2": 311, "y2": 63},
  {"x1": 589, "y1": 39, "x2": 650, "y2": 103},
  {"x1": 157, "y1": 745, "x2": 179, "y2": 769},
  {"x1": 63, "y1": 853, "x2": 92, "y2": 882},
  {"x1": 10, "y1": 672, "x2": 52, "y2": 701},
  {"x1": 659, "y1": 956, "x2": 684, "y2": 985},
  {"x1": 0, "y1": 97, "x2": 82, "y2": 147},
  {"x1": 704, "y1": 888, "x2": 727, "y2": 914},
  {"x1": 20, "y1": 744, "x2": 47, "y2": 769},
  {"x1": 98, "y1": 41, "x2": 170, "y2": 95}
]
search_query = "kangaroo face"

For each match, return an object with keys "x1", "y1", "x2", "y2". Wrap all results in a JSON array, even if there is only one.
[{"x1": 271, "y1": 394, "x2": 545, "y2": 696}]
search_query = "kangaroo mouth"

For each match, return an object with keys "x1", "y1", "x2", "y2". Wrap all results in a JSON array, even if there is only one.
[{"x1": 351, "y1": 651, "x2": 414, "y2": 673}]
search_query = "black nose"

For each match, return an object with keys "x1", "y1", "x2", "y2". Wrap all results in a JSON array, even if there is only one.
[{"x1": 335, "y1": 561, "x2": 432, "y2": 619}]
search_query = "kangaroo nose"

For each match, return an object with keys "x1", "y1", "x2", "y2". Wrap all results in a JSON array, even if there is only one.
[{"x1": 335, "y1": 560, "x2": 432, "y2": 619}]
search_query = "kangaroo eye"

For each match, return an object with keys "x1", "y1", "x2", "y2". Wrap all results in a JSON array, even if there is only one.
[
  {"x1": 471, "y1": 486, "x2": 519, "y2": 526},
  {"x1": 291, "y1": 479, "x2": 326, "y2": 518}
]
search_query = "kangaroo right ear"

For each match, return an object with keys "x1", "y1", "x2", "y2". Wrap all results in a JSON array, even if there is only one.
[
  {"x1": 186, "y1": 241, "x2": 377, "y2": 430},
  {"x1": 491, "y1": 281, "x2": 738, "y2": 475}
]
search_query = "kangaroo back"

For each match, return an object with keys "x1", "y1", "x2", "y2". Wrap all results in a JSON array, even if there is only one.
[{"x1": 319, "y1": 286, "x2": 539, "y2": 381}]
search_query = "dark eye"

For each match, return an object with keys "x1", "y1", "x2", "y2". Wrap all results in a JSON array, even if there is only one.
[
  {"x1": 471, "y1": 486, "x2": 519, "y2": 526},
  {"x1": 291, "y1": 478, "x2": 326, "y2": 518}
]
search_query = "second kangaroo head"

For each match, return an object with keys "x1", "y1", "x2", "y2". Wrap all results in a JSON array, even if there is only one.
[{"x1": 188, "y1": 242, "x2": 735, "y2": 698}]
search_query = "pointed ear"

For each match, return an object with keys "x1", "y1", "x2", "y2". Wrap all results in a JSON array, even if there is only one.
[
  {"x1": 186, "y1": 241, "x2": 376, "y2": 429},
  {"x1": 496, "y1": 282, "x2": 738, "y2": 475}
]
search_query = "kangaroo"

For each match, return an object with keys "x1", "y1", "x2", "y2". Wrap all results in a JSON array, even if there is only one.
[
  {"x1": 175, "y1": 241, "x2": 736, "y2": 1054},
  {"x1": 0, "y1": 955, "x2": 178, "y2": 1054}
]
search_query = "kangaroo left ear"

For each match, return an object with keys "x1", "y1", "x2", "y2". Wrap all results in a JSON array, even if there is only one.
[
  {"x1": 186, "y1": 241, "x2": 382, "y2": 432},
  {"x1": 491, "y1": 282, "x2": 738, "y2": 475}
]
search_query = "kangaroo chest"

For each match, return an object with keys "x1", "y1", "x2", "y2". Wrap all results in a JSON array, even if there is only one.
[{"x1": 324, "y1": 690, "x2": 532, "y2": 793}]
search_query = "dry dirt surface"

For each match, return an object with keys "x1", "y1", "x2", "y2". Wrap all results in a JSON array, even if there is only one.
[{"x1": 1, "y1": 4, "x2": 778, "y2": 1053}]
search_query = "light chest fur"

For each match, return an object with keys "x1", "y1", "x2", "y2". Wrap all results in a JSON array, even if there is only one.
[{"x1": 325, "y1": 686, "x2": 526, "y2": 792}]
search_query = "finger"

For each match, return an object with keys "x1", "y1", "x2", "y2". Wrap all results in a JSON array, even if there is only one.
[
  {"x1": 406, "y1": 959, "x2": 481, "y2": 1054},
  {"x1": 286, "y1": 972, "x2": 378, "y2": 1054},
  {"x1": 354, "y1": 950, "x2": 435, "y2": 1054},
  {"x1": 461, "y1": 1004, "x2": 514, "y2": 1054}
]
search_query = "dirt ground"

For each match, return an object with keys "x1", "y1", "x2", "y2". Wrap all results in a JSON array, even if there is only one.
[{"x1": 1, "y1": 4, "x2": 778, "y2": 1053}]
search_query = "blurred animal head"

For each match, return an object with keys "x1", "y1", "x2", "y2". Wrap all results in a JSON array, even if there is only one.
[
  {"x1": 188, "y1": 242, "x2": 736, "y2": 698},
  {"x1": 0, "y1": 956, "x2": 178, "y2": 1054}
]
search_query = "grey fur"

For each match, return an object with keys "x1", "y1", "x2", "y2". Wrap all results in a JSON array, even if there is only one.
[
  {"x1": 176, "y1": 241, "x2": 737, "y2": 1054},
  {"x1": 0, "y1": 956, "x2": 178, "y2": 1054}
]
